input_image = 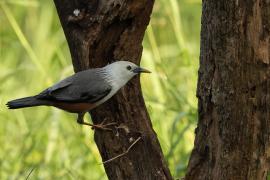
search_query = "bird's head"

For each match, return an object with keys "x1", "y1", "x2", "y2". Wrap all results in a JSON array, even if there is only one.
[{"x1": 104, "y1": 61, "x2": 151, "y2": 87}]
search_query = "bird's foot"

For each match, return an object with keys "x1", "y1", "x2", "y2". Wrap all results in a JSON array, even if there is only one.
[
  {"x1": 78, "y1": 120, "x2": 117, "y2": 131},
  {"x1": 90, "y1": 119, "x2": 117, "y2": 131},
  {"x1": 90, "y1": 122, "x2": 117, "y2": 131},
  {"x1": 77, "y1": 113, "x2": 117, "y2": 131},
  {"x1": 78, "y1": 121, "x2": 117, "y2": 131}
]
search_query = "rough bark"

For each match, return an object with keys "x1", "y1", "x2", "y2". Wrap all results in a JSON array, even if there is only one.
[
  {"x1": 53, "y1": 1, "x2": 172, "y2": 180},
  {"x1": 186, "y1": 0, "x2": 270, "y2": 180}
]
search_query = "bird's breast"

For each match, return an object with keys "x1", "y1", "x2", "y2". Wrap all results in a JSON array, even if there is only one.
[{"x1": 52, "y1": 102, "x2": 96, "y2": 113}]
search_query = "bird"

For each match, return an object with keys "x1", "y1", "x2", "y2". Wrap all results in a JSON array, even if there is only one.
[{"x1": 6, "y1": 61, "x2": 151, "y2": 130}]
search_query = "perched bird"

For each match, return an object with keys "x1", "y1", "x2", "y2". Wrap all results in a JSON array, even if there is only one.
[{"x1": 6, "y1": 61, "x2": 151, "y2": 130}]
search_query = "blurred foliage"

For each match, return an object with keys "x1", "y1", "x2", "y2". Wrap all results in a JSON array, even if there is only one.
[{"x1": 0, "y1": 0, "x2": 201, "y2": 179}]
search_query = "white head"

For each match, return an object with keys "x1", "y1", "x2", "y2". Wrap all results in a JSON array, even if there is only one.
[{"x1": 103, "y1": 61, "x2": 151, "y2": 88}]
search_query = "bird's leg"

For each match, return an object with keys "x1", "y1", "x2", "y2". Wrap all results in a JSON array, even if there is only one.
[
  {"x1": 76, "y1": 113, "x2": 117, "y2": 131},
  {"x1": 76, "y1": 112, "x2": 94, "y2": 127}
]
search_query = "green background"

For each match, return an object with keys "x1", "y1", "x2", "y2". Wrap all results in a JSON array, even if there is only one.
[{"x1": 0, "y1": 0, "x2": 201, "y2": 179}]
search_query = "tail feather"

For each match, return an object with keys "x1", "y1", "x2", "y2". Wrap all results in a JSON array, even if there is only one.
[{"x1": 6, "y1": 96, "x2": 46, "y2": 109}]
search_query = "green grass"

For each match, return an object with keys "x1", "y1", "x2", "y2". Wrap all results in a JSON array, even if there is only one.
[{"x1": 0, "y1": 0, "x2": 201, "y2": 179}]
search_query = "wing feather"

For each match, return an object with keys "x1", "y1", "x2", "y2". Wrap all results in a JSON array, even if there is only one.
[{"x1": 37, "y1": 69, "x2": 111, "y2": 103}]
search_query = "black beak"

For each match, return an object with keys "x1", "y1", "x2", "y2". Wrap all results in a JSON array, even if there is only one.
[{"x1": 133, "y1": 67, "x2": 151, "y2": 74}]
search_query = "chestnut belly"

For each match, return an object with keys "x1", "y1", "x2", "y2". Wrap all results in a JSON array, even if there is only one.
[{"x1": 52, "y1": 102, "x2": 96, "y2": 113}]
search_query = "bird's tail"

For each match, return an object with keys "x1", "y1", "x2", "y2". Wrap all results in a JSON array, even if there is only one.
[{"x1": 6, "y1": 96, "x2": 47, "y2": 109}]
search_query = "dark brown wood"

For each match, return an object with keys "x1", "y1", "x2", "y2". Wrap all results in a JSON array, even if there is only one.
[
  {"x1": 186, "y1": 0, "x2": 270, "y2": 179},
  {"x1": 53, "y1": 0, "x2": 172, "y2": 179}
]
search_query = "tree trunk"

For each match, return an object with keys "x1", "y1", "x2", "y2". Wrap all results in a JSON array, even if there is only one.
[
  {"x1": 53, "y1": 1, "x2": 172, "y2": 179},
  {"x1": 186, "y1": 0, "x2": 270, "y2": 179}
]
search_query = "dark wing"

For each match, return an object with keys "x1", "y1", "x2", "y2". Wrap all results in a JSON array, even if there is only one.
[{"x1": 37, "y1": 69, "x2": 111, "y2": 103}]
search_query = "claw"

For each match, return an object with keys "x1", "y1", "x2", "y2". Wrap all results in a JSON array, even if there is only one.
[
  {"x1": 76, "y1": 113, "x2": 117, "y2": 131},
  {"x1": 90, "y1": 121, "x2": 117, "y2": 131}
]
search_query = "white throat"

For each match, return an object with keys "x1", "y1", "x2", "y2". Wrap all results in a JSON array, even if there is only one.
[
  {"x1": 93, "y1": 61, "x2": 140, "y2": 107},
  {"x1": 93, "y1": 68, "x2": 133, "y2": 106},
  {"x1": 103, "y1": 65, "x2": 134, "y2": 90}
]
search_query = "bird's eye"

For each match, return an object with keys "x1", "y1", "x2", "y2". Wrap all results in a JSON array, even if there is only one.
[{"x1": 126, "y1": 65, "x2": 132, "y2": 70}]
